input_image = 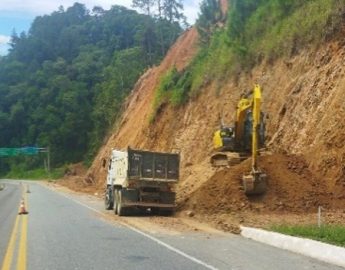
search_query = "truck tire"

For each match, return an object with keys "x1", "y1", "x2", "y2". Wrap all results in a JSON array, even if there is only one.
[
  {"x1": 116, "y1": 189, "x2": 126, "y2": 216},
  {"x1": 114, "y1": 189, "x2": 118, "y2": 215},
  {"x1": 105, "y1": 187, "x2": 114, "y2": 210}
]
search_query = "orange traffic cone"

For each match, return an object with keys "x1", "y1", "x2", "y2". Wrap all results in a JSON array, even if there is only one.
[{"x1": 18, "y1": 199, "x2": 28, "y2": 215}]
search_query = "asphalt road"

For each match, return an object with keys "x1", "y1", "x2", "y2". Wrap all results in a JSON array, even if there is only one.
[{"x1": 0, "y1": 180, "x2": 343, "y2": 270}]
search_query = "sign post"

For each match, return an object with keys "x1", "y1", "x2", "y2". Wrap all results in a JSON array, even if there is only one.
[{"x1": 0, "y1": 146, "x2": 51, "y2": 178}]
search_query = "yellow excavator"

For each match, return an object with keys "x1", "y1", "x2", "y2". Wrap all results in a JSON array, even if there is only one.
[{"x1": 211, "y1": 84, "x2": 267, "y2": 195}]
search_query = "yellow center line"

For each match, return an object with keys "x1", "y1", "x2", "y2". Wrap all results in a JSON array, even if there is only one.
[
  {"x1": 1, "y1": 214, "x2": 20, "y2": 270},
  {"x1": 1, "y1": 184, "x2": 29, "y2": 270},
  {"x1": 17, "y1": 191, "x2": 28, "y2": 270}
]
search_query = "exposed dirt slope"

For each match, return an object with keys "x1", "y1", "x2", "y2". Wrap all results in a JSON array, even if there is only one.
[
  {"x1": 61, "y1": 26, "x2": 345, "y2": 230},
  {"x1": 81, "y1": 27, "x2": 199, "y2": 192}
]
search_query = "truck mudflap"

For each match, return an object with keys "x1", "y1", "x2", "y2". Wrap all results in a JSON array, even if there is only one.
[{"x1": 121, "y1": 188, "x2": 175, "y2": 208}]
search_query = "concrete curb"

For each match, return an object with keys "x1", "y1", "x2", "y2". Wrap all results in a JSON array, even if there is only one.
[{"x1": 241, "y1": 226, "x2": 345, "y2": 268}]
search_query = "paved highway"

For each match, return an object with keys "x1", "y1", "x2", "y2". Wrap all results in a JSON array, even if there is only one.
[{"x1": 0, "y1": 180, "x2": 343, "y2": 270}]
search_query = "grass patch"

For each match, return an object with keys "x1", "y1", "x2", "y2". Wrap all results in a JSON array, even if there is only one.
[
  {"x1": 150, "y1": 67, "x2": 192, "y2": 122},
  {"x1": 5, "y1": 167, "x2": 65, "y2": 180},
  {"x1": 271, "y1": 224, "x2": 345, "y2": 247},
  {"x1": 244, "y1": 0, "x2": 341, "y2": 63}
]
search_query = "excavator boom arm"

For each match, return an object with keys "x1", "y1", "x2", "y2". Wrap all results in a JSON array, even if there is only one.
[{"x1": 252, "y1": 84, "x2": 262, "y2": 170}]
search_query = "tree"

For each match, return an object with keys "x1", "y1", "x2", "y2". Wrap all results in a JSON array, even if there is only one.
[
  {"x1": 0, "y1": 3, "x2": 182, "y2": 172},
  {"x1": 132, "y1": 0, "x2": 155, "y2": 16},
  {"x1": 162, "y1": 0, "x2": 185, "y2": 23},
  {"x1": 196, "y1": 0, "x2": 222, "y2": 44}
]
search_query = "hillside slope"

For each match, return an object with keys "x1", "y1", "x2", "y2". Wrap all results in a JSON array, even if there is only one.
[{"x1": 63, "y1": 20, "x2": 345, "y2": 230}]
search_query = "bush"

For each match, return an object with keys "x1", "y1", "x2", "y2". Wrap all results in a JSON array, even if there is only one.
[
  {"x1": 5, "y1": 167, "x2": 65, "y2": 180},
  {"x1": 151, "y1": 67, "x2": 192, "y2": 122}
]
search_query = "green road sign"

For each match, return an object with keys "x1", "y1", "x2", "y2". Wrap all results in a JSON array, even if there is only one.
[
  {"x1": 0, "y1": 147, "x2": 39, "y2": 157},
  {"x1": 19, "y1": 147, "x2": 39, "y2": 155}
]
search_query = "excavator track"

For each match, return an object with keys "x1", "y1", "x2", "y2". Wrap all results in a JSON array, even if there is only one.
[{"x1": 210, "y1": 152, "x2": 248, "y2": 167}]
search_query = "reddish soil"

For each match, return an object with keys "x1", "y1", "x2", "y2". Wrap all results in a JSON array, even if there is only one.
[
  {"x1": 178, "y1": 154, "x2": 345, "y2": 232},
  {"x1": 58, "y1": 163, "x2": 98, "y2": 195}
]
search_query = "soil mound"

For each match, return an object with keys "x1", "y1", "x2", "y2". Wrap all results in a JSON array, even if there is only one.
[
  {"x1": 182, "y1": 154, "x2": 332, "y2": 215},
  {"x1": 179, "y1": 154, "x2": 345, "y2": 232}
]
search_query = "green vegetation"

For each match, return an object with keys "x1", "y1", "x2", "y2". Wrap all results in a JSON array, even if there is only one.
[
  {"x1": 0, "y1": 3, "x2": 183, "y2": 174},
  {"x1": 271, "y1": 224, "x2": 345, "y2": 247},
  {"x1": 0, "y1": 154, "x2": 65, "y2": 179},
  {"x1": 231, "y1": 0, "x2": 342, "y2": 65},
  {"x1": 196, "y1": 0, "x2": 222, "y2": 44},
  {"x1": 5, "y1": 167, "x2": 65, "y2": 180},
  {"x1": 151, "y1": 0, "x2": 344, "y2": 119},
  {"x1": 150, "y1": 67, "x2": 192, "y2": 122}
]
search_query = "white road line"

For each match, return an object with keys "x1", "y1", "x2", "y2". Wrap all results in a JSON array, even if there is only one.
[{"x1": 42, "y1": 184, "x2": 221, "y2": 270}]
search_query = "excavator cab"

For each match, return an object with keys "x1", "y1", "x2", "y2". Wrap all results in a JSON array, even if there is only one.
[{"x1": 213, "y1": 126, "x2": 235, "y2": 151}]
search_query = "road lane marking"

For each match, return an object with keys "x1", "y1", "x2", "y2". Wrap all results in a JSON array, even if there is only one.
[
  {"x1": 17, "y1": 192, "x2": 28, "y2": 270},
  {"x1": 1, "y1": 215, "x2": 20, "y2": 270},
  {"x1": 17, "y1": 215, "x2": 27, "y2": 270},
  {"x1": 45, "y1": 186, "x2": 221, "y2": 270},
  {"x1": 1, "y1": 184, "x2": 27, "y2": 270}
]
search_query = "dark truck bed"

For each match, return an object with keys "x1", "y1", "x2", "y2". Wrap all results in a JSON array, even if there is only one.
[
  {"x1": 121, "y1": 148, "x2": 180, "y2": 212},
  {"x1": 127, "y1": 148, "x2": 179, "y2": 182}
]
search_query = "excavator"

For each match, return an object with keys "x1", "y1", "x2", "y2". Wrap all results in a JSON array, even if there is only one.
[{"x1": 211, "y1": 84, "x2": 267, "y2": 195}]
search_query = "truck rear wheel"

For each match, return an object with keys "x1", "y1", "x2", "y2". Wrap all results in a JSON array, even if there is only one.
[
  {"x1": 114, "y1": 189, "x2": 118, "y2": 215},
  {"x1": 116, "y1": 189, "x2": 126, "y2": 216},
  {"x1": 105, "y1": 187, "x2": 114, "y2": 210}
]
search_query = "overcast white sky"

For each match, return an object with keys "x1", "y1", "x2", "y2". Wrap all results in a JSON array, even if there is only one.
[{"x1": 0, "y1": 0, "x2": 201, "y2": 55}]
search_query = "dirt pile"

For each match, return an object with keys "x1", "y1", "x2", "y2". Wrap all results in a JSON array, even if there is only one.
[
  {"x1": 58, "y1": 163, "x2": 98, "y2": 195},
  {"x1": 181, "y1": 155, "x2": 324, "y2": 213},
  {"x1": 177, "y1": 154, "x2": 345, "y2": 232}
]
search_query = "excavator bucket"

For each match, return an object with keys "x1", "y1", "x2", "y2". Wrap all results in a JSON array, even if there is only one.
[{"x1": 242, "y1": 171, "x2": 267, "y2": 195}]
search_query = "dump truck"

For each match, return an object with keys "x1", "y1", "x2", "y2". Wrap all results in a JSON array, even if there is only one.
[{"x1": 104, "y1": 147, "x2": 180, "y2": 216}]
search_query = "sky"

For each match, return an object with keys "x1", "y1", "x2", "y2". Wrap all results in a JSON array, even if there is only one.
[{"x1": 0, "y1": 0, "x2": 201, "y2": 55}]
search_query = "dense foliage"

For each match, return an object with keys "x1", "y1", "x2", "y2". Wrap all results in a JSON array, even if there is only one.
[
  {"x1": 0, "y1": 3, "x2": 182, "y2": 174},
  {"x1": 151, "y1": 0, "x2": 344, "y2": 121}
]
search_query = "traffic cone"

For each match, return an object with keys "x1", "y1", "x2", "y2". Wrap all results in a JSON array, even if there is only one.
[{"x1": 18, "y1": 199, "x2": 28, "y2": 215}]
